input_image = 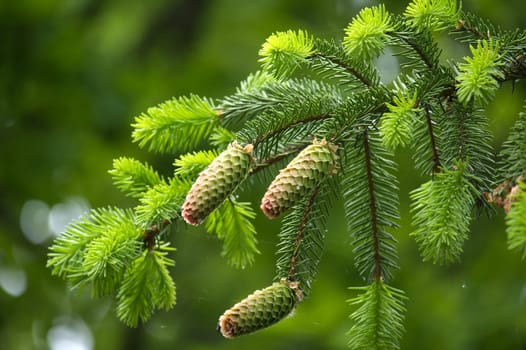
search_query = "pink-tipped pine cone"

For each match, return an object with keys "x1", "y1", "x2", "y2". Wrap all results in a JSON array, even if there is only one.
[
  {"x1": 182, "y1": 141, "x2": 254, "y2": 225},
  {"x1": 217, "y1": 280, "x2": 300, "y2": 338},
  {"x1": 261, "y1": 139, "x2": 338, "y2": 219}
]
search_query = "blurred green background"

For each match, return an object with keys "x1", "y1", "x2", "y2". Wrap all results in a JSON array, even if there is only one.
[{"x1": 2, "y1": 0, "x2": 526, "y2": 349}]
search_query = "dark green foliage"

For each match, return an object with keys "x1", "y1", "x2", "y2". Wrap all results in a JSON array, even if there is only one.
[
  {"x1": 500, "y1": 105, "x2": 526, "y2": 179},
  {"x1": 274, "y1": 180, "x2": 335, "y2": 296},
  {"x1": 342, "y1": 130, "x2": 400, "y2": 281}
]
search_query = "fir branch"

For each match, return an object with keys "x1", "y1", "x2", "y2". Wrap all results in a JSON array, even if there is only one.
[
  {"x1": 47, "y1": 207, "x2": 139, "y2": 282},
  {"x1": 343, "y1": 5, "x2": 394, "y2": 61},
  {"x1": 410, "y1": 161, "x2": 478, "y2": 264},
  {"x1": 205, "y1": 199, "x2": 260, "y2": 269},
  {"x1": 453, "y1": 11, "x2": 497, "y2": 43},
  {"x1": 364, "y1": 131, "x2": 383, "y2": 280},
  {"x1": 258, "y1": 30, "x2": 315, "y2": 78},
  {"x1": 347, "y1": 281, "x2": 407, "y2": 350},
  {"x1": 275, "y1": 181, "x2": 334, "y2": 296},
  {"x1": 506, "y1": 181, "x2": 526, "y2": 258},
  {"x1": 109, "y1": 157, "x2": 164, "y2": 199},
  {"x1": 132, "y1": 95, "x2": 219, "y2": 153},
  {"x1": 439, "y1": 104, "x2": 495, "y2": 190},
  {"x1": 235, "y1": 79, "x2": 343, "y2": 161},
  {"x1": 456, "y1": 39, "x2": 504, "y2": 106},
  {"x1": 221, "y1": 78, "x2": 342, "y2": 131},
  {"x1": 135, "y1": 177, "x2": 192, "y2": 227},
  {"x1": 116, "y1": 243, "x2": 176, "y2": 327},
  {"x1": 500, "y1": 104, "x2": 526, "y2": 179},
  {"x1": 288, "y1": 186, "x2": 320, "y2": 279},
  {"x1": 403, "y1": 0, "x2": 459, "y2": 33},
  {"x1": 325, "y1": 87, "x2": 391, "y2": 144},
  {"x1": 81, "y1": 221, "x2": 143, "y2": 297},
  {"x1": 342, "y1": 130, "x2": 400, "y2": 282},
  {"x1": 310, "y1": 39, "x2": 379, "y2": 88},
  {"x1": 251, "y1": 113, "x2": 329, "y2": 148},
  {"x1": 392, "y1": 70, "x2": 453, "y2": 174},
  {"x1": 209, "y1": 127, "x2": 237, "y2": 149},
  {"x1": 379, "y1": 90, "x2": 420, "y2": 151},
  {"x1": 249, "y1": 145, "x2": 303, "y2": 176},
  {"x1": 424, "y1": 105, "x2": 442, "y2": 173},
  {"x1": 173, "y1": 150, "x2": 218, "y2": 179},
  {"x1": 390, "y1": 22, "x2": 441, "y2": 70}
]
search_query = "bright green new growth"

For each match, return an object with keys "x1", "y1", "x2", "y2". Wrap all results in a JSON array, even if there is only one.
[
  {"x1": 379, "y1": 91, "x2": 420, "y2": 151},
  {"x1": 404, "y1": 0, "x2": 459, "y2": 32},
  {"x1": 47, "y1": 1, "x2": 526, "y2": 348},
  {"x1": 217, "y1": 280, "x2": 298, "y2": 338},
  {"x1": 116, "y1": 244, "x2": 176, "y2": 327},
  {"x1": 173, "y1": 150, "x2": 219, "y2": 179},
  {"x1": 109, "y1": 157, "x2": 164, "y2": 198},
  {"x1": 343, "y1": 5, "x2": 394, "y2": 61},
  {"x1": 456, "y1": 39, "x2": 504, "y2": 105},
  {"x1": 410, "y1": 162, "x2": 478, "y2": 264},
  {"x1": 205, "y1": 199, "x2": 260, "y2": 269},
  {"x1": 506, "y1": 181, "x2": 526, "y2": 258},
  {"x1": 132, "y1": 94, "x2": 219, "y2": 153},
  {"x1": 258, "y1": 30, "x2": 315, "y2": 78},
  {"x1": 47, "y1": 207, "x2": 142, "y2": 290}
]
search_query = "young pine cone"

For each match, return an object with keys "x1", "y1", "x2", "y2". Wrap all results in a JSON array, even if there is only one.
[
  {"x1": 182, "y1": 141, "x2": 254, "y2": 225},
  {"x1": 261, "y1": 139, "x2": 338, "y2": 219},
  {"x1": 217, "y1": 280, "x2": 301, "y2": 338}
]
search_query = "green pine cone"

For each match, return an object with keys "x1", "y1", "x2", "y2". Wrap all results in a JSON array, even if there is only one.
[
  {"x1": 217, "y1": 280, "x2": 300, "y2": 338},
  {"x1": 261, "y1": 139, "x2": 338, "y2": 218},
  {"x1": 182, "y1": 141, "x2": 254, "y2": 225}
]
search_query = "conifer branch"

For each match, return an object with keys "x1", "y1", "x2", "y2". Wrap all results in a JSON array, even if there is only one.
[
  {"x1": 392, "y1": 31, "x2": 437, "y2": 69},
  {"x1": 249, "y1": 145, "x2": 304, "y2": 176},
  {"x1": 363, "y1": 130, "x2": 383, "y2": 280},
  {"x1": 424, "y1": 105, "x2": 442, "y2": 173},
  {"x1": 251, "y1": 113, "x2": 330, "y2": 148},
  {"x1": 310, "y1": 52, "x2": 373, "y2": 87},
  {"x1": 288, "y1": 186, "x2": 320, "y2": 280}
]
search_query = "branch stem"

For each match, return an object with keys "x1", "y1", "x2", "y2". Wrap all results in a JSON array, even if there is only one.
[
  {"x1": 253, "y1": 114, "x2": 330, "y2": 147},
  {"x1": 311, "y1": 53, "x2": 373, "y2": 87},
  {"x1": 424, "y1": 106, "x2": 442, "y2": 173}
]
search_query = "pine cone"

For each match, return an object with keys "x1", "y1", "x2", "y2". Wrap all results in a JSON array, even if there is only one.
[
  {"x1": 261, "y1": 139, "x2": 338, "y2": 218},
  {"x1": 217, "y1": 280, "x2": 300, "y2": 338},
  {"x1": 182, "y1": 141, "x2": 254, "y2": 225}
]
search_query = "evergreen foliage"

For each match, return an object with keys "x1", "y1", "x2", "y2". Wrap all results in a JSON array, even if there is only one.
[
  {"x1": 343, "y1": 5, "x2": 394, "y2": 61},
  {"x1": 410, "y1": 161, "x2": 478, "y2": 264},
  {"x1": 347, "y1": 281, "x2": 407, "y2": 350},
  {"x1": 205, "y1": 199, "x2": 260, "y2": 269},
  {"x1": 47, "y1": 0, "x2": 526, "y2": 348},
  {"x1": 506, "y1": 181, "x2": 526, "y2": 258}
]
